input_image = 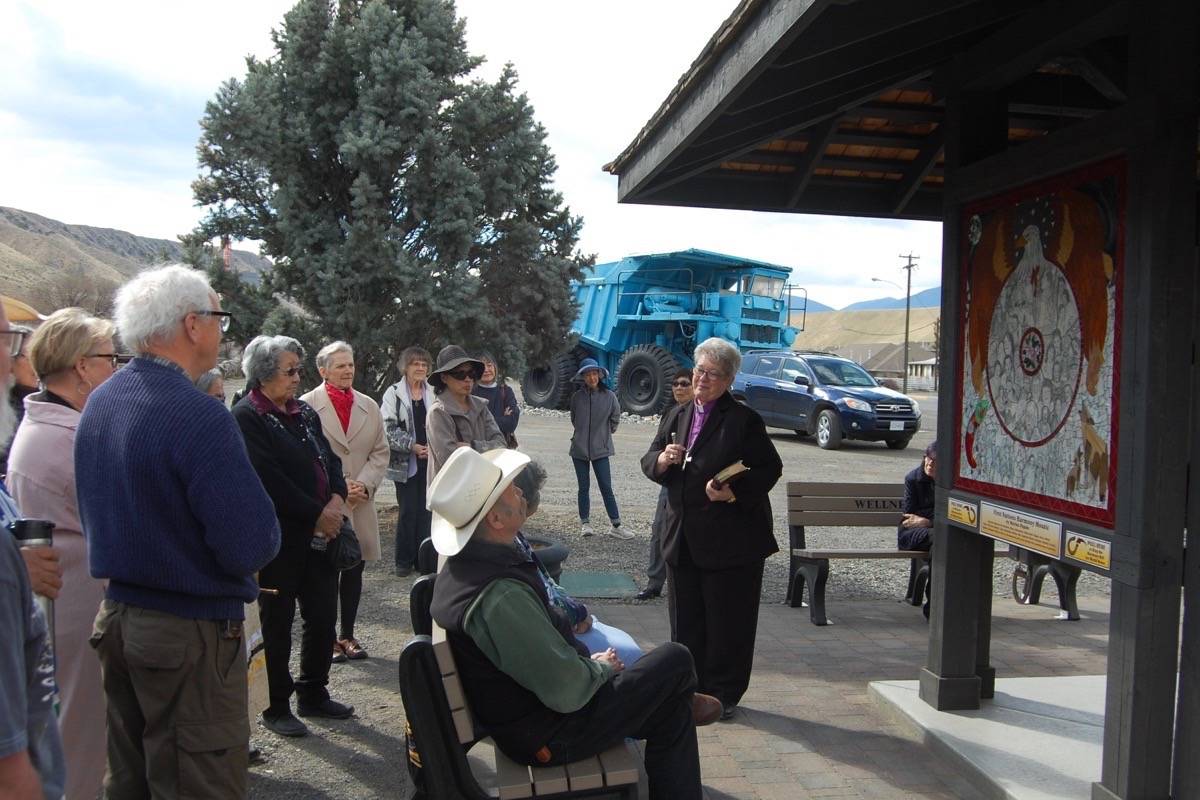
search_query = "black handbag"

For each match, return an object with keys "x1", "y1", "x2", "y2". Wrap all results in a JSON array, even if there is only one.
[{"x1": 327, "y1": 516, "x2": 363, "y2": 572}]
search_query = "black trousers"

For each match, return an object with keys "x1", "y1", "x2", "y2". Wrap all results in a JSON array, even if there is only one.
[
  {"x1": 541, "y1": 643, "x2": 701, "y2": 800},
  {"x1": 394, "y1": 475, "x2": 431, "y2": 570},
  {"x1": 668, "y1": 558, "x2": 764, "y2": 709},
  {"x1": 258, "y1": 540, "x2": 338, "y2": 710}
]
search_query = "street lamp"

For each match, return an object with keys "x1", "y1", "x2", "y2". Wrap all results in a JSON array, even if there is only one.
[{"x1": 872, "y1": 252, "x2": 917, "y2": 394}]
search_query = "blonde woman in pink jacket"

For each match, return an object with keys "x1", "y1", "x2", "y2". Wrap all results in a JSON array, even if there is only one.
[{"x1": 8, "y1": 307, "x2": 118, "y2": 800}]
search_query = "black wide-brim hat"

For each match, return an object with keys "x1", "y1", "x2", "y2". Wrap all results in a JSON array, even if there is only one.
[{"x1": 428, "y1": 345, "x2": 485, "y2": 390}]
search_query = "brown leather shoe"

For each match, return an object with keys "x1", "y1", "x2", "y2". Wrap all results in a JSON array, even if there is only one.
[{"x1": 692, "y1": 693, "x2": 722, "y2": 727}]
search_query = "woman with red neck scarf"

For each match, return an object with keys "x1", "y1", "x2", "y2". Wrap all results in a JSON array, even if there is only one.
[{"x1": 301, "y1": 341, "x2": 389, "y2": 663}]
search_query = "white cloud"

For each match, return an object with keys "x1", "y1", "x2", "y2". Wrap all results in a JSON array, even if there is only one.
[{"x1": 0, "y1": 0, "x2": 944, "y2": 308}]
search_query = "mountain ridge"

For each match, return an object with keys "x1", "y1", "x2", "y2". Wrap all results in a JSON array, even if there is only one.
[{"x1": 0, "y1": 206, "x2": 271, "y2": 307}]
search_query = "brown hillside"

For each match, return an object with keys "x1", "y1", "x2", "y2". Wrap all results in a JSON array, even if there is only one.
[
  {"x1": 791, "y1": 307, "x2": 940, "y2": 350},
  {"x1": 0, "y1": 206, "x2": 271, "y2": 308}
]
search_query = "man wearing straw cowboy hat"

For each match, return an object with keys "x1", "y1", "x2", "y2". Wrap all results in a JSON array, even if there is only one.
[{"x1": 428, "y1": 447, "x2": 720, "y2": 799}]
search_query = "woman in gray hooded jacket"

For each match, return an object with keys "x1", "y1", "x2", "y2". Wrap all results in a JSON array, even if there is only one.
[{"x1": 569, "y1": 358, "x2": 632, "y2": 539}]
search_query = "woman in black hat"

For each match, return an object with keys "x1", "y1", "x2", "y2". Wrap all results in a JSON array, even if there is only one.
[{"x1": 426, "y1": 345, "x2": 507, "y2": 483}]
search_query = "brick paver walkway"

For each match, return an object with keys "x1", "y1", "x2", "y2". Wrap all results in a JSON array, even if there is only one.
[{"x1": 596, "y1": 593, "x2": 1110, "y2": 799}]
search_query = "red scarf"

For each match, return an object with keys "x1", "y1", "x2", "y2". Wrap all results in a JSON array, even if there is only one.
[{"x1": 326, "y1": 383, "x2": 354, "y2": 433}]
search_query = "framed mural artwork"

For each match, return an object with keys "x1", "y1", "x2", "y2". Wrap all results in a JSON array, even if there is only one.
[{"x1": 955, "y1": 158, "x2": 1124, "y2": 528}]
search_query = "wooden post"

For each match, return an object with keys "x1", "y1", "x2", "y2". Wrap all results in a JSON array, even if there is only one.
[
  {"x1": 920, "y1": 88, "x2": 1007, "y2": 710},
  {"x1": 1095, "y1": 4, "x2": 1196, "y2": 797},
  {"x1": 1176, "y1": 247, "x2": 1200, "y2": 798}
]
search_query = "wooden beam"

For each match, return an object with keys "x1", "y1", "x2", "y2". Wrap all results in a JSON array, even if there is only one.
[
  {"x1": 1058, "y1": 52, "x2": 1128, "y2": 104},
  {"x1": 1007, "y1": 72, "x2": 1114, "y2": 116},
  {"x1": 1176, "y1": 199, "x2": 1200, "y2": 797},
  {"x1": 921, "y1": 87, "x2": 1008, "y2": 713},
  {"x1": 785, "y1": 117, "x2": 838, "y2": 207},
  {"x1": 645, "y1": 40, "x2": 949, "y2": 195},
  {"x1": 830, "y1": 130, "x2": 933, "y2": 147},
  {"x1": 636, "y1": 173, "x2": 942, "y2": 221},
  {"x1": 1099, "y1": 2, "x2": 1197, "y2": 795},
  {"x1": 890, "y1": 126, "x2": 945, "y2": 215},
  {"x1": 932, "y1": 0, "x2": 1128, "y2": 98},
  {"x1": 817, "y1": 154, "x2": 915, "y2": 173},
  {"x1": 851, "y1": 102, "x2": 943, "y2": 123},
  {"x1": 614, "y1": 0, "x2": 824, "y2": 203},
  {"x1": 727, "y1": 0, "x2": 1036, "y2": 117}
]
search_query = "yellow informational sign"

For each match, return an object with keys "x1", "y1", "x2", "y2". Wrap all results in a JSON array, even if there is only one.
[
  {"x1": 979, "y1": 502, "x2": 1062, "y2": 558},
  {"x1": 947, "y1": 497, "x2": 979, "y2": 528},
  {"x1": 1065, "y1": 531, "x2": 1111, "y2": 571}
]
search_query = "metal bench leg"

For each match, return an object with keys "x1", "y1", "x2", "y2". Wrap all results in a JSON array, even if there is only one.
[
  {"x1": 796, "y1": 559, "x2": 830, "y2": 625},
  {"x1": 787, "y1": 568, "x2": 807, "y2": 609},
  {"x1": 1049, "y1": 562, "x2": 1082, "y2": 621},
  {"x1": 1027, "y1": 563, "x2": 1052, "y2": 606},
  {"x1": 908, "y1": 560, "x2": 930, "y2": 607},
  {"x1": 785, "y1": 524, "x2": 807, "y2": 605}
]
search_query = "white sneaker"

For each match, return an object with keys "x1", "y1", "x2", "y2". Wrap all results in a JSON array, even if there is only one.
[
  {"x1": 606, "y1": 524, "x2": 635, "y2": 540},
  {"x1": 580, "y1": 522, "x2": 595, "y2": 537}
]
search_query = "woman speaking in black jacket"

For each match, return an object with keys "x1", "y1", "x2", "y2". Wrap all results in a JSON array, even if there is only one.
[{"x1": 640, "y1": 337, "x2": 783, "y2": 721}]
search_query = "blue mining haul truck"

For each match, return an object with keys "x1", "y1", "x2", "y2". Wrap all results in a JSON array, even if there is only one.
[{"x1": 521, "y1": 249, "x2": 804, "y2": 416}]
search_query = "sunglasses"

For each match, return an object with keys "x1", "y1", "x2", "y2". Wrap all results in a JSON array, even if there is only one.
[
  {"x1": 672, "y1": 380, "x2": 692, "y2": 388},
  {"x1": 281, "y1": 366, "x2": 304, "y2": 378},
  {"x1": 0, "y1": 329, "x2": 27, "y2": 358},
  {"x1": 445, "y1": 369, "x2": 476, "y2": 381}
]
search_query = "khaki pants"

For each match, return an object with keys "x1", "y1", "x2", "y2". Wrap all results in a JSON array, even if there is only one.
[{"x1": 91, "y1": 601, "x2": 249, "y2": 799}]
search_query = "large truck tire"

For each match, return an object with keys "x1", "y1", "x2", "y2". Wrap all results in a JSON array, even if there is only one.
[
  {"x1": 616, "y1": 344, "x2": 680, "y2": 416},
  {"x1": 520, "y1": 351, "x2": 579, "y2": 410}
]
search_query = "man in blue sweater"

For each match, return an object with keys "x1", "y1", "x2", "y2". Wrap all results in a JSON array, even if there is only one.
[{"x1": 76, "y1": 265, "x2": 281, "y2": 800}]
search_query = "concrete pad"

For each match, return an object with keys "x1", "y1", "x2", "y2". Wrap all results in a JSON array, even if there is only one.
[{"x1": 869, "y1": 675, "x2": 1105, "y2": 800}]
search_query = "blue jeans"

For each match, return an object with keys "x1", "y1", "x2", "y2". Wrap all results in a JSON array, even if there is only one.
[{"x1": 572, "y1": 456, "x2": 620, "y2": 524}]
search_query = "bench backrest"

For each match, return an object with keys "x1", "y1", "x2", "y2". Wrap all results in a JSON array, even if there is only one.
[
  {"x1": 431, "y1": 624, "x2": 477, "y2": 745},
  {"x1": 787, "y1": 481, "x2": 905, "y2": 527}
]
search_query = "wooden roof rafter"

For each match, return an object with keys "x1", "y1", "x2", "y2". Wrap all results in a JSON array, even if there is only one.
[{"x1": 608, "y1": 0, "x2": 1135, "y2": 222}]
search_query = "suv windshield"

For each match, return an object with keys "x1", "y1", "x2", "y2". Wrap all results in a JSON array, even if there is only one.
[{"x1": 806, "y1": 357, "x2": 877, "y2": 387}]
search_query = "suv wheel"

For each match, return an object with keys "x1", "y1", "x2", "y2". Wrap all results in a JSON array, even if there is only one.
[{"x1": 815, "y1": 409, "x2": 842, "y2": 450}]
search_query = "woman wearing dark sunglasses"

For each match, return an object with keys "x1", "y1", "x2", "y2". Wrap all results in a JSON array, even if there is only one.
[{"x1": 425, "y1": 345, "x2": 506, "y2": 484}]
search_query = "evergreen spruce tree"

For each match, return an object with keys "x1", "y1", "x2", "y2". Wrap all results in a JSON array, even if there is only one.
[{"x1": 192, "y1": 0, "x2": 589, "y2": 392}]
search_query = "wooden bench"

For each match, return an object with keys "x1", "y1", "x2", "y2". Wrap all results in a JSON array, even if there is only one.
[
  {"x1": 785, "y1": 481, "x2": 930, "y2": 626},
  {"x1": 399, "y1": 575, "x2": 641, "y2": 799}
]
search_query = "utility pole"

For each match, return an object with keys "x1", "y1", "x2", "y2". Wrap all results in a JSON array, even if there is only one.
[{"x1": 898, "y1": 253, "x2": 918, "y2": 394}]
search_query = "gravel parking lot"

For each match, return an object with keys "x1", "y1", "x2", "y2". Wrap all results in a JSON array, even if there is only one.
[{"x1": 247, "y1": 388, "x2": 1109, "y2": 797}]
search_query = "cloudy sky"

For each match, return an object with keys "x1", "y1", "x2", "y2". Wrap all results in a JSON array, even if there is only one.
[{"x1": 0, "y1": 0, "x2": 942, "y2": 309}]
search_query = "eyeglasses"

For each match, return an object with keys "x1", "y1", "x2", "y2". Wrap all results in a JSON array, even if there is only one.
[
  {"x1": 281, "y1": 366, "x2": 304, "y2": 378},
  {"x1": 194, "y1": 310, "x2": 233, "y2": 332},
  {"x1": 672, "y1": 380, "x2": 692, "y2": 388},
  {"x1": 445, "y1": 369, "x2": 475, "y2": 381},
  {"x1": 0, "y1": 330, "x2": 27, "y2": 358},
  {"x1": 86, "y1": 353, "x2": 124, "y2": 368},
  {"x1": 693, "y1": 366, "x2": 727, "y2": 380}
]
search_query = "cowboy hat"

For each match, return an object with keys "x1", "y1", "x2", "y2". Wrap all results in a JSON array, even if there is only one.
[
  {"x1": 427, "y1": 446, "x2": 531, "y2": 556},
  {"x1": 428, "y1": 344, "x2": 484, "y2": 390},
  {"x1": 572, "y1": 357, "x2": 608, "y2": 381}
]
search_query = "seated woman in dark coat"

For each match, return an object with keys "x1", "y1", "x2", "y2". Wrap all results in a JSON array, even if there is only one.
[
  {"x1": 898, "y1": 441, "x2": 937, "y2": 551},
  {"x1": 232, "y1": 334, "x2": 353, "y2": 739}
]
